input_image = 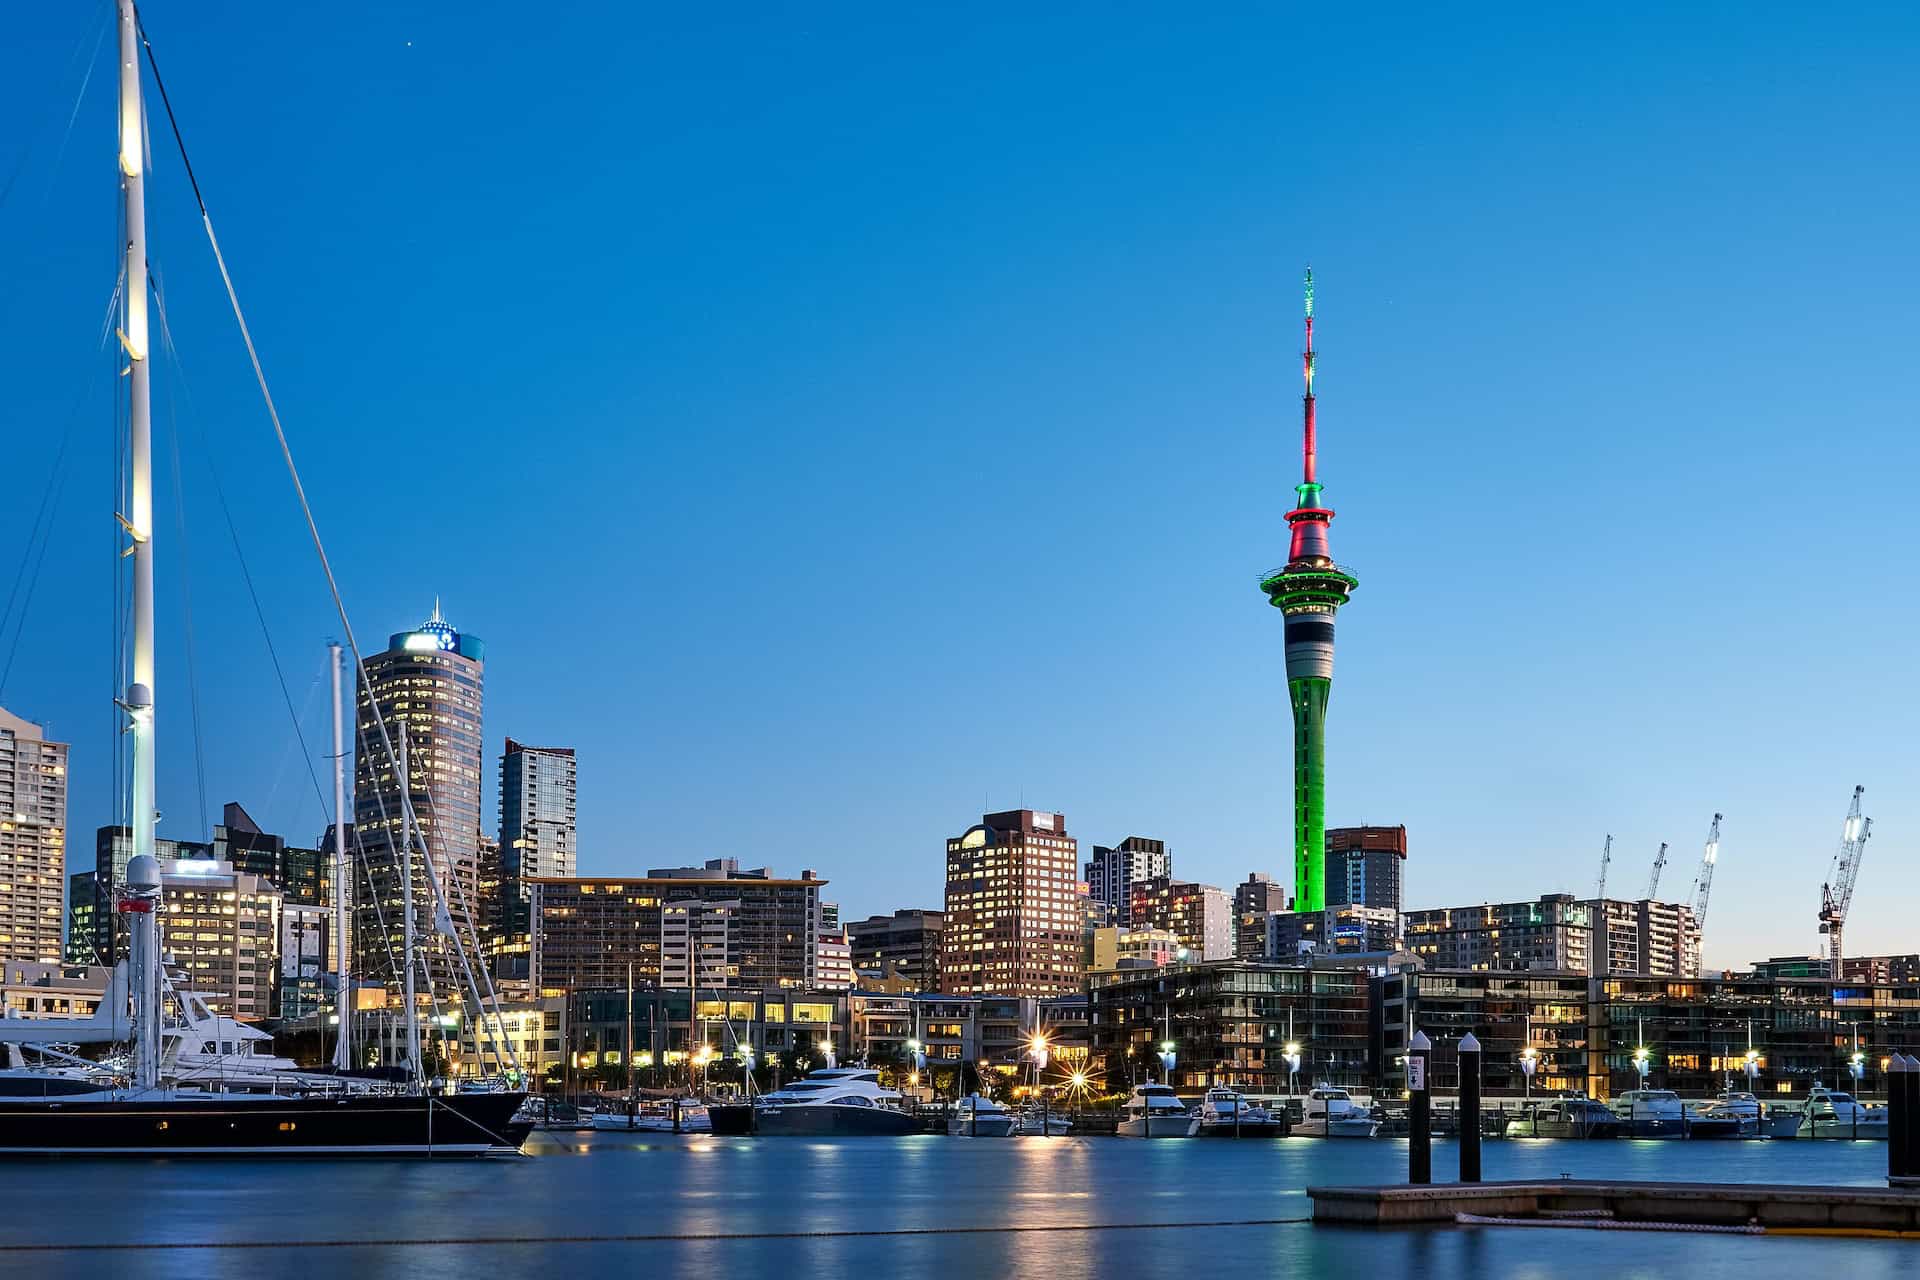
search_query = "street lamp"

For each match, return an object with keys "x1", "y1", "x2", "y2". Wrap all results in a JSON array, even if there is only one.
[
  {"x1": 1283, "y1": 1041, "x2": 1302, "y2": 1098},
  {"x1": 1630, "y1": 1045, "x2": 1650, "y2": 1133}
]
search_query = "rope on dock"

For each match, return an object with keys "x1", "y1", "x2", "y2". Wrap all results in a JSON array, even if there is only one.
[
  {"x1": 1457, "y1": 1213, "x2": 1762, "y2": 1235},
  {"x1": 0, "y1": 1217, "x2": 1315, "y2": 1254}
]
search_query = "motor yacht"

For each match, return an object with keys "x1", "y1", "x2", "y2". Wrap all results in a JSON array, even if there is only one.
[
  {"x1": 718, "y1": 1068, "x2": 918, "y2": 1136},
  {"x1": 1290, "y1": 1086, "x2": 1379, "y2": 1138},
  {"x1": 1116, "y1": 1083, "x2": 1198, "y2": 1137},
  {"x1": 1792, "y1": 1085, "x2": 1888, "y2": 1139},
  {"x1": 1195, "y1": 1087, "x2": 1286, "y2": 1137},
  {"x1": 1608, "y1": 1088, "x2": 1686, "y2": 1137},
  {"x1": 1504, "y1": 1095, "x2": 1622, "y2": 1139},
  {"x1": 948, "y1": 1093, "x2": 1019, "y2": 1137}
]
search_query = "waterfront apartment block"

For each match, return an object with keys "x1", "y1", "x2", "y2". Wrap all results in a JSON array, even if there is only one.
[
  {"x1": 940, "y1": 810, "x2": 1085, "y2": 998},
  {"x1": 1324, "y1": 824, "x2": 1407, "y2": 913},
  {"x1": 1373, "y1": 967, "x2": 1920, "y2": 1101},
  {"x1": 0, "y1": 707, "x2": 68, "y2": 964},
  {"x1": 815, "y1": 929, "x2": 853, "y2": 990},
  {"x1": 528, "y1": 859, "x2": 823, "y2": 993},
  {"x1": 1084, "y1": 836, "x2": 1171, "y2": 928},
  {"x1": 1088, "y1": 959, "x2": 1377, "y2": 1094},
  {"x1": 850, "y1": 991, "x2": 1091, "y2": 1079},
  {"x1": 565, "y1": 987, "x2": 847, "y2": 1081},
  {"x1": 1126, "y1": 876, "x2": 1234, "y2": 961},
  {"x1": 353, "y1": 606, "x2": 485, "y2": 999},
  {"x1": 1087, "y1": 925, "x2": 1181, "y2": 974},
  {"x1": 1232, "y1": 873, "x2": 1287, "y2": 959},
  {"x1": 1402, "y1": 894, "x2": 1594, "y2": 973},
  {"x1": 1403, "y1": 893, "x2": 1698, "y2": 978},
  {"x1": 845, "y1": 909, "x2": 943, "y2": 989}
]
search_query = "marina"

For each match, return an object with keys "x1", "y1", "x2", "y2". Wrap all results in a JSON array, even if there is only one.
[{"x1": 0, "y1": 1136, "x2": 1902, "y2": 1277}]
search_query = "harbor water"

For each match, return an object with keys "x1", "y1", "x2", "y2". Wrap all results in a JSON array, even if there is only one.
[{"x1": 0, "y1": 1134, "x2": 1905, "y2": 1279}]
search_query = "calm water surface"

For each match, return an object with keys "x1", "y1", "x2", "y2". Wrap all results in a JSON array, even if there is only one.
[{"x1": 0, "y1": 1134, "x2": 1905, "y2": 1279}]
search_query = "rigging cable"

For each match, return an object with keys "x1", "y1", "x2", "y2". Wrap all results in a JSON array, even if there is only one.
[
  {"x1": 0, "y1": 3, "x2": 108, "y2": 220},
  {"x1": 139, "y1": 16, "x2": 519, "y2": 1075},
  {"x1": 155, "y1": 272, "x2": 210, "y2": 835}
]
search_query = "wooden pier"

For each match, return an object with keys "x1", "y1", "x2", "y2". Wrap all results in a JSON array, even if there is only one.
[{"x1": 1309, "y1": 1180, "x2": 1920, "y2": 1233}]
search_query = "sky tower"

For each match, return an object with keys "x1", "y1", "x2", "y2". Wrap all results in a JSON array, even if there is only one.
[{"x1": 1260, "y1": 268, "x2": 1358, "y2": 912}]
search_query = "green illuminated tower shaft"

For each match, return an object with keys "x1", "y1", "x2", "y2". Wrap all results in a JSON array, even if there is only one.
[{"x1": 1260, "y1": 269, "x2": 1356, "y2": 912}]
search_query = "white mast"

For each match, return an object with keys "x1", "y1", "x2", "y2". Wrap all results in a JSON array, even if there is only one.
[
  {"x1": 328, "y1": 643, "x2": 353, "y2": 1071},
  {"x1": 116, "y1": 0, "x2": 162, "y2": 1092},
  {"x1": 398, "y1": 720, "x2": 423, "y2": 1081}
]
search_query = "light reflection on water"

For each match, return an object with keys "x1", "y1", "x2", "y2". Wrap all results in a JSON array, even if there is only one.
[{"x1": 0, "y1": 1136, "x2": 1900, "y2": 1280}]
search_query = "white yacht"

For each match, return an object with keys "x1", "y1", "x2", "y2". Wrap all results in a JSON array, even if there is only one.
[
  {"x1": 1290, "y1": 1086, "x2": 1379, "y2": 1138},
  {"x1": 592, "y1": 1098, "x2": 711, "y2": 1133},
  {"x1": 948, "y1": 1093, "x2": 1019, "y2": 1137},
  {"x1": 1117, "y1": 1083, "x2": 1198, "y2": 1138},
  {"x1": 1016, "y1": 1106, "x2": 1072, "y2": 1136},
  {"x1": 748, "y1": 1068, "x2": 918, "y2": 1136},
  {"x1": 1608, "y1": 1088, "x2": 1686, "y2": 1137},
  {"x1": 1195, "y1": 1087, "x2": 1285, "y2": 1136},
  {"x1": 1793, "y1": 1085, "x2": 1888, "y2": 1139}
]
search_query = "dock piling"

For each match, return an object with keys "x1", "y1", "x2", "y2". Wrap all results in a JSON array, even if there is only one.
[
  {"x1": 1409, "y1": 1030, "x2": 1432, "y2": 1186},
  {"x1": 1459, "y1": 1032, "x2": 1482, "y2": 1183}
]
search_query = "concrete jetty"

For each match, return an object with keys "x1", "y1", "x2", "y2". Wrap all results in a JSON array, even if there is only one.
[{"x1": 1309, "y1": 1180, "x2": 1920, "y2": 1233}]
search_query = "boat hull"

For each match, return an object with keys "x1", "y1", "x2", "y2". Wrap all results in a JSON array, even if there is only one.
[
  {"x1": 1115, "y1": 1114, "x2": 1198, "y2": 1138},
  {"x1": 1292, "y1": 1117, "x2": 1379, "y2": 1138},
  {"x1": 947, "y1": 1114, "x2": 1019, "y2": 1137},
  {"x1": 749, "y1": 1105, "x2": 920, "y2": 1136},
  {"x1": 1503, "y1": 1118, "x2": 1622, "y2": 1139},
  {"x1": 1799, "y1": 1115, "x2": 1888, "y2": 1139},
  {"x1": 0, "y1": 1091, "x2": 530, "y2": 1156},
  {"x1": 1197, "y1": 1117, "x2": 1288, "y2": 1137}
]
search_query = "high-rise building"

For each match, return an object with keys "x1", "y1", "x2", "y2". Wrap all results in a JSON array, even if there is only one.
[
  {"x1": 160, "y1": 858, "x2": 283, "y2": 1022},
  {"x1": 1084, "y1": 836, "x2": 1171, "y2": 927},
  {"x1": 1325, "y1": 825, "x2": 1407, "y2": 912},
  {"x1": 940, "y1": 810, "x2": 1085, "y2": 998},
  {"x1": 529, "y1": 859, "x2": 823, "y2": 992},
  {"x1": 1232, "y1": 873, "x2": 1287, "y2": 960},
  {"x1": 0, "y1": 707, "x2": 68, "y2": 963},
  {"x1": 846, "y1": 909, "x2": 944, "y2": 989},
  {"x1": 1259, "y1": 271, "x2": 1358, "y2": 913},
  {"x1": 1591, "y1": 898, "x2": 1701, "y2": 978},
  {"x1": 497, "y1": 739, "x2": 576, "y2": 977},
  {"x1": 64, "y1": 870, "x2": 98, "y2": 965},
  {"x1": 1127, "y1": 876, "x2": 1235, "y2": 961},
  {"x1": 352, "y1": 605, "x2": 485, "y2": 998}
]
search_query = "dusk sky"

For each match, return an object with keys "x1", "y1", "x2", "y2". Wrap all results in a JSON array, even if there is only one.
[{"x1": 2, "y1": 3, "x2": 1915, "y2": 969}]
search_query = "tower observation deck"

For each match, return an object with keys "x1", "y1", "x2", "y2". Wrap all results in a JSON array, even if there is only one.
[{"x1": 1260, "y1": 269, "x2": 1357, "y2": 913}]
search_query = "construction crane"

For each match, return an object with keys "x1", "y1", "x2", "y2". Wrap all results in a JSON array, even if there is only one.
[
  {"x1": 1596, "y1": 834, "x2": 1613, "y2": 901},
  {"x1": 1818, "y1": 786, "x2": 1871, "y2": 972},
  {"x1": 1647, "y1": 841, "x2": 1670, "y2": 900},
  {"x1": 1690, "y1": 813, "x2": 1724, "y2": 930}
]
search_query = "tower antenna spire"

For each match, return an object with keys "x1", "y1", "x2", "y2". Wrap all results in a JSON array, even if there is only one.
[{"x1": 1302, "y1": 266, "x2": 1316, "y2": 486}]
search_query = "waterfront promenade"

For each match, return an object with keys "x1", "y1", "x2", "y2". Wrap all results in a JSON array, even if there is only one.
[{"x1": 0, "y1": 1136, "x2": 1902, "y2": 1279}]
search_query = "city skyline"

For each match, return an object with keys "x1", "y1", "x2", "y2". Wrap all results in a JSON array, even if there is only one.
[{"x1": 2, "y1": 6, "x2": 1916, "y2": 970}]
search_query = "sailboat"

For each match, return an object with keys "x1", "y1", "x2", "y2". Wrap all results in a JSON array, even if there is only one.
[{"x1": 0, "y1": 1, "x2": 528, "y2": 1156}]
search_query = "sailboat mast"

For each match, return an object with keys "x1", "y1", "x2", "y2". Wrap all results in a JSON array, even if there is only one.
[
  {"x1": 329, "y1": 643, "x2": 352, "y2": 1071},
  {"x1": 117, "y1": 0, "x2": 162, "y2": 1092}
]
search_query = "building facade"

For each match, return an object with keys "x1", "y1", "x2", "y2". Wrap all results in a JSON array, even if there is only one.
[
  {"x1": 1268, "y1": 904, "x2": 1400, "y2": 959},
  {"x1": 815, "y1": 929, "x2": 853, "y2": 990},
  {"x1": 352, "y1": 606, "x2": 485, "y2": 999},
  {"x1": 1233, "y1": 873, "x2": 1287, "y2": 960},
  {"x1": 0, "y1": 707, "x2": 68, "y2": 963},
  {"x1": 93, "y1": 826, "x2": 209, "y2": 963},
  {"x1": 1084, "y1": 836, "x2": 1171, "y2": 928},
  {"x1": 161, "y1": 858, "x2": 284, "y2": 1022},
  {"x1": 1089, "y1": 959, "x2": 1377, "y2": 1094},
  {"x1": 530, "y1": 860, "x2": 823, "y2": 993},
  {"x1": 0, "y1": 961, "x2": 112, "y2": 1021},
  {"x1": 1841, "y1": 955, "x2": 1920, "y2": 986},
  {"x1": 846, "y1": 909, "x2": 943, "y2": 989},
  {"x1": 1593, "y1": 898, "x2": 1701, "y2": 978},
  {"x1": 941, "y1": 810, "x2": 1085, "y2": 998},
  {"x1": 65, "y1": 870, "x2": 97, "y2": 965},
  {"x1": 213, "y1": 802, "x2": 327, "y2": 906},
  {"x1": 496, "y1": 739, "x2": 576, "y2": 976},
  {"x1": 1324, "y1": 824, "x2": 1407, "y2": 912},
  {"x1": 1403, "y1": 894, "x2": 1594, "y2": 973},
  {"x1": 1127, "y1": 876, "x2": 1234, "y2": 962}
]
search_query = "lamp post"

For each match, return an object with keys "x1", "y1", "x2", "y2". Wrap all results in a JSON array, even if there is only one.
[
  {"x1": 1521, "y1": 1046, "x2": 1539, "y2": 1137},
  {"x1": 1631, "y1": 1044, "x2": 1650, "y2": 1136}
]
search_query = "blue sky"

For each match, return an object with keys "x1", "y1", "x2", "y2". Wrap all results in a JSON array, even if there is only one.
[{"x1": 2, "y1": 3, "x2": 1915, "y2": 969}]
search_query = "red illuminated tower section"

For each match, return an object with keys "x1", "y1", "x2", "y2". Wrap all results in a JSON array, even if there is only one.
[{"x1": 1259, "y1": 269, "x2": 1357, "y2": 912}]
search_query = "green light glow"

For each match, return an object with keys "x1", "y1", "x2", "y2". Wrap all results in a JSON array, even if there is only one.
[{"x1": 1289, "y1": 676, "x2": 1331, "y2": 912}]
